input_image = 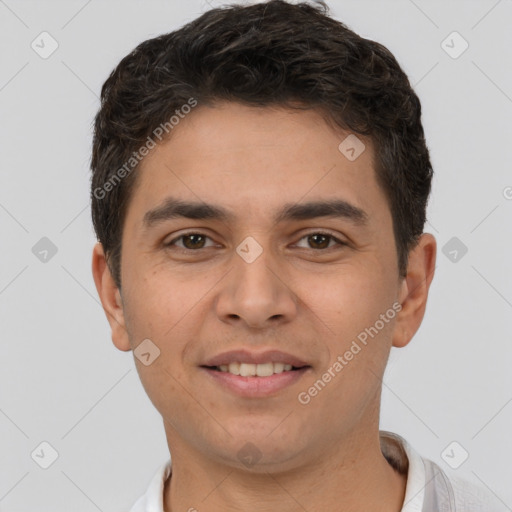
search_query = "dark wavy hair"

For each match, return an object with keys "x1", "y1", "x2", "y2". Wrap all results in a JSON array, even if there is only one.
[{"x1": 91, "y1": 0, "x2": 433, "y2": 289}]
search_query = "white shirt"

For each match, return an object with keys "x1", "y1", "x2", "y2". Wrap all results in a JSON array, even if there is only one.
[{"x1": 129, "y1": 431, "x2": 507, "y2": 511}]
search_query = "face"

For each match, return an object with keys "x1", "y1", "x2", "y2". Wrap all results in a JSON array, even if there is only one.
[{"x1": 93, "y1": 102, "x2": 436, "y2": 472}]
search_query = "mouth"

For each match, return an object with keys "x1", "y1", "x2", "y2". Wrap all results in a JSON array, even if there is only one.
[
  {"x1": 202, "y1": 362, "x2": 309, "y2": 377},
  {"x1": 200, "y1": 349, "x2": 312, "y2": 397},
  {"x1": 200, "y1": 360, "x2": 311, "y2": 397}
]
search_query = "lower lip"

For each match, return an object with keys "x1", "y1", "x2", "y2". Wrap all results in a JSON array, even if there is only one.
[{"x1": 201, "y1": 367, "x2": 310, "y2": 397}]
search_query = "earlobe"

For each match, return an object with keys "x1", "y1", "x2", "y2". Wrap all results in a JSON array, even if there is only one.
[
  {"x1": 91, "y1": 242, "x2": 132, "y2": 352},
  {"x1": 392, "y1": 233, "x2": 437, "y2": 348}
]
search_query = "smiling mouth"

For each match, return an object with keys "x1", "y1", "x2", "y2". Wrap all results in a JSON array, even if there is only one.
[{"x1": 202, "y1": 362, "x2": 310, "y2": 377}]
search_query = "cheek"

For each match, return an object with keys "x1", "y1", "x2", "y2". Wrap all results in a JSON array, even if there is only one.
[
  {"x1": 301, "y1": 261, "x2": 394, "y2": 336},
  {"x1": 122, "y1": 276, "x2": 198, "y2": 414},
  {"x1": 123, "y1": 267, "x2": 200, "y2": 337},
  {"x1": 300, "y1": 262, "x2": 398, "y2": 413},
  {"x1": 295, "y1": 269, "x2": 396, "y2": 421}
]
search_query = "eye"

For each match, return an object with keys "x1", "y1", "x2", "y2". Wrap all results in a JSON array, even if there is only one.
[
  {"x1": 164, "y1": 231, "x2": 347, "y2": 252},
  {"x1": 295, "y1": 232, "x2": 347, "y2": 250},
  {"x1": 165, "y1": 232, "x2": 216, "y2": 250}
]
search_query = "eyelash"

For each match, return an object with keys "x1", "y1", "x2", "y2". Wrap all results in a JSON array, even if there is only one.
[{"x1": 165, "y1": 231, "x2": 347, "y2": 252}]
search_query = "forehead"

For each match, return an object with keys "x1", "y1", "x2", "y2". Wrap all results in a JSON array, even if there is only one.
[{"x1": 124, "y1": 102, "x2": 389, "y2": 231}]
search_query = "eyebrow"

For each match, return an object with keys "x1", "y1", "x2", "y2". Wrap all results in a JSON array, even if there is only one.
[{"x1": 142, "y1": 196, "x2": 369, "y2": 230}]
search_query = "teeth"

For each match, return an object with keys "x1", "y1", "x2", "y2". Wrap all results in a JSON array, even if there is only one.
[
  {"x1": 240, "y1": 363, "x2": 256, "y2": 377},
  {"x1": 215, "y1": 362, "x2": 298, "y2": 376},
  {"x1": 256, "y1": 362, "x2": 273, "y2": 377},
  {"x1": 274, "y1": 362, "x2": 285, "y2": 373},
  {"x1": 228, "y1": 362, "x2": 240, "y2": 375}
]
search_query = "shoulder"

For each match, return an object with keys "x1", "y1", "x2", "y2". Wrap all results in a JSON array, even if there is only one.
[
  {"x1": 449, "y1": 474, "x2": 509, "y2": 512},
  {"x1": 128, "y1": 459, "x2": 172, "y2": 512},
  {"x1": 380, "y1": 432, "x2": 509, "y2": 512},
  {"x1": 419, "y1": 450, "x2": 507, "y2": 512}
]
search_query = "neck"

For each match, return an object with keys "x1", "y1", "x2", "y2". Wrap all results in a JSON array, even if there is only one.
[{"x1": 163, "y1": 429, "x2": 407, "y2": 512}]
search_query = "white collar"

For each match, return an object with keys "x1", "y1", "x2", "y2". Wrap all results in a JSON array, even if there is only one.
[{"x1": 380, "y1": 431, "x2": 426, "y2": 511}]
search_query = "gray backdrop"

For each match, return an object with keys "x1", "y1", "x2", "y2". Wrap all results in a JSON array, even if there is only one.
[{"x1": 1, "y1": 0, "x2": 511, "y2": 510}]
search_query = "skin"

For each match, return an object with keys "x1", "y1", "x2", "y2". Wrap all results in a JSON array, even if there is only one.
[{"x1": 92, "y1": 102, "x2": 436, "y2": 512}]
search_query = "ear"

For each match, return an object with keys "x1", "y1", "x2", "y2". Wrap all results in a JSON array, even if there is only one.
[
  {"x1": 392, "y1": 233, "x2": 437, "y2": 348},
  {"x1": 91, "y1": 242, "x2": 131, "y2": 352}
]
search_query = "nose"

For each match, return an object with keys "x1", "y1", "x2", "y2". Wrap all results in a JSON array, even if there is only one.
[{"x1": 214, "y1": 242, "x2": 298, "y2": 329}]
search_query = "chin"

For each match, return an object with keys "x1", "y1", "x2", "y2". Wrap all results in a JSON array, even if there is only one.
[{"x1": 212, "y1": 426, "x2": 311, "y2": 472}]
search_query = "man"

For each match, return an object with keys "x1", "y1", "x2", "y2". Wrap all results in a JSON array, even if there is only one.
[{"x1": 90, "y1": 1, "x2": 505, "y2": 510}]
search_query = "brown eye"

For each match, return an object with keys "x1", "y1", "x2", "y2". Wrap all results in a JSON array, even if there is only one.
[
  {"x1": 181, "y1": 234, "x2": 206, "y2": 249},
  {"x1": 296, "y1": 232, "x2": 346, "y2": 250},
  {"x1": 307, "y1": 234, "x2": 330, "y2": 249},
  {"x1": 166, "y1": 232, "x2": 214, "y2": 250}
]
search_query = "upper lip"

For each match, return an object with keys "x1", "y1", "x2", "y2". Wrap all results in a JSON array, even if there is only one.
[{"x1": 202, "y1": 349, "x2": 310, "y2": 368}]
